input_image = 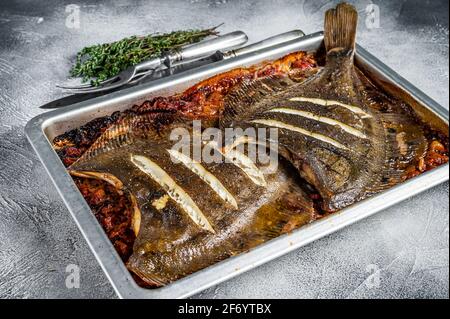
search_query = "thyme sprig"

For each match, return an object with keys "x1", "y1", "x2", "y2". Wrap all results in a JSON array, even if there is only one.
[{"x1": 70, "y1": 26, "x2": 220, "y2": 86}]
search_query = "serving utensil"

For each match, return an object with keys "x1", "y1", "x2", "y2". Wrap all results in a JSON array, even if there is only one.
[
  {"x1": 128, "y1": 29, "x2": 306, "y2": 85},
  {"x1": 57, "y1": 31, "x2": 249, "y2": 93},
  {"x1": 58, "y1": 30, "x2": 306, "y2": 94}
]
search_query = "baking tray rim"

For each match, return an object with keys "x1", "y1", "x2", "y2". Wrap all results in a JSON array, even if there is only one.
[{"x1": 25, "y1": 31, "x2": 449, "y2": 299}]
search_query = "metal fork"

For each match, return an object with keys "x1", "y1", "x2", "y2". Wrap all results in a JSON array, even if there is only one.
[
  {"x1": 126, "y1": 29, "x2": 306, "y2": 86},
  {"x1": 57, "y1": 31, "x2": 248, "y2": 93}
]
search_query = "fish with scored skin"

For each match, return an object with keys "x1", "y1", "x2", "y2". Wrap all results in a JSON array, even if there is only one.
[
  {"x1": 69, "y1": 115, "x2": 314, "y2": 286},
  {"x1": 66, "y1": 3, "x2": 438, "y2": 286},
  {"x1": 221, "y1": 3, "x2": 428, "y2": 212}
]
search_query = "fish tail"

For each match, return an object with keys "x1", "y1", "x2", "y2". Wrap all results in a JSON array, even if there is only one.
[{"x1": 324, "y1": 3, "x2": 358, "y2": 52}]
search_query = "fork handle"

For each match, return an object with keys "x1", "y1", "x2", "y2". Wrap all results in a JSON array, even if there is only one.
[
  {"x1": 220, "y1": 30, "x2": 305, "y2": 59},
  {"x1": 134, "y1": 57, "x2": 164, "y2": 73},
  {"x1": 133, "y1": 31, "x2": 248, "y2": 72},
  {"x1": 165, "y1": 31, "x2": 248, "y2": 67}
]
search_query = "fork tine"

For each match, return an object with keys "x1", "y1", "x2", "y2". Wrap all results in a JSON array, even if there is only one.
[
  {"x1": 56, "y1": 75, "x2": 119, "y2": 90},
  {"x1": 60, "y1": 78, "x2": 131, "y2": 93},
  {"x1": 61, "y1": 69, "x2": 150, "y2": 93},
  {"x1": 127, "y1": 70, "x2": 153, "y2": 85},
  {"x1": 59, "y1": 63, "x2": 149, "y2": 93}
]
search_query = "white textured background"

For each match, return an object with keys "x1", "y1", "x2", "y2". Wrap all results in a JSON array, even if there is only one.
[{"x1": 0, "y1": 0, "x2": 448, "y2": 299}]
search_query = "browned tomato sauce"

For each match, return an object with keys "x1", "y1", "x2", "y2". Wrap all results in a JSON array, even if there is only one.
[{"x1": 74, "y1": 177, "x2": 135, "y2": 261}]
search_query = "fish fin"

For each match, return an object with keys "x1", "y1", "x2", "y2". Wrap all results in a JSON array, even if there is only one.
[
  {"x1": 220, "y1": 75, "x2": 297, "y2": 127},
  {"x1": 127, "y1": 265, "x2": 168, "y2": 287},
  {"x1": 364, "y1": 112, "x2": 428, "y2": 194},
  {"x1": 69, "y1": 170, "x2": 124, "y2": 190},
  {"x1": 69, "y1": 112, "x2": 180, "y2": 166},
  {"x1": 324, "y1": 3, "x2": 358, "y2": 52}
]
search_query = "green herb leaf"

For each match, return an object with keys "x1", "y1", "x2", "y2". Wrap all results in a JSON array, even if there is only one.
[{"x1": 70, "y1": 26, "x2": 220, "y2": 86}]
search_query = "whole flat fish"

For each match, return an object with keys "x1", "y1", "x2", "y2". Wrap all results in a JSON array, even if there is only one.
[
  {"x1": 66, "y1": 3, "x2": 434, "y2": 286},
  {"x1": 69, "y1": 114, "x2": 314, "y2": 286},
  {"x1": 221, "y1": 3, "x2": 428, "y2": 211}
]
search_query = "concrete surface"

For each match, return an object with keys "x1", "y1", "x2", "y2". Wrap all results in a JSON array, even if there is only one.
[{"x1": 0, "y1": 0, "x2": 448, "y2": 299}]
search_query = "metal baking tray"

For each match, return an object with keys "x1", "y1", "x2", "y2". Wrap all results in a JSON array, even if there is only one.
[{"x1": 25, "y1": 32, "x2": 449, "y2": 299}]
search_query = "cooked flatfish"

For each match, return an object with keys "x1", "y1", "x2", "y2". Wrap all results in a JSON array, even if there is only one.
[
  {"x1": 67, "y1": 3, "x2": 434, "y2": 286},
  {"x1": 221, "y1": 3, "x2": 428, "y2": 211},
  {"x1": 69, "y1": 114, "x2": 314, "y2": 286}
]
